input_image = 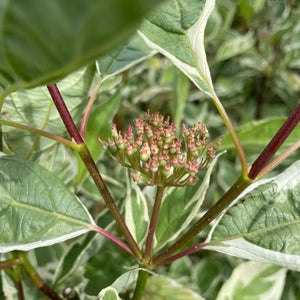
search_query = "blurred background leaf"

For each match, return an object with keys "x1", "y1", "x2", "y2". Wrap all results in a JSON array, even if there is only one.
[{"x1": 0, "y1": 0, "x2": 164, "y2": 100}]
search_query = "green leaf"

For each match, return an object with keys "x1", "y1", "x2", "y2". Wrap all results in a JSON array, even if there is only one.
[
  {"x1": 97, "y1": 34, "x2": 156, "y2": 81},
  {"x1": 143, "y1": 275, "x2": 205, "y2": 300},
  {"x1": 38, "y1": 144, "x2": 78, "y2": 184},
  {"x1": 139, "y1": 0, "x2": 216, "y2": 98},
  {"x1": 0, "y1": 0, "x2": 163, "y2": 100},
  {"x1": 153, "y1": 152, "x2": 223, "y2": 252},
  {"x1": 54, "y1": 232, "x2": 106, "y2": 286},
  {"x1": 280, "y1": 271, "x2": 300, "y2": 300},
  {"x1": 0, "y1": 156, "x2": 94, "y2": 252},
  {"x1": 219, "y1": 118, "x2": 300, "y2": 155},
  {"x1": 124, "y1": 174, "x2": 150, "y2": 247},
  {"x1": 110, "y1": 269, "x2": 139, "y2": 295},
  {"x1": 238, "y1": 0, "x2": 267, "y2": 20},
  {"x1": 98, "y1": 287, "x2": 121, "y2": 300},
  {"x1": 205, "y1": 160, "x2": 300, "y2": 271},
  {"x1": 171, "y1": 69, "x2": 190, "y2": 133},
  {"x1": 216, "y1": 261, "x2": 286, "y2": 300},
  {"x1": 193, "y1": 255, "x2": 233, "y2": 300},
  {"x1": 2, "y1": 67, "x2": 94, "y2": 158},
  {"x1": 84, "y1": 238, "x2": 135, "y2": 296}
]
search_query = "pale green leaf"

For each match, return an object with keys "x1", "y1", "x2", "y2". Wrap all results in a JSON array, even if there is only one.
[
  {"x1": 2, "y1": 271, "x2": 18, "y2": 300},
  {"x1": 139, "y1": 0, "x2": 216, "y2": 98},
  {"x1": 143, "y1": 275, "x2": 205, "y2": 300},
  {"x1": 153, "y1": 151, "x2": 223, "y2": 252},
  {"x1": 217, "y1": 261, "x2": 286, "y2": 300},
  {"x1": 215, "y1": 31, "x2": 254, "y2": 62},
  {"x1": 219, "y1": 118, "x2": 300, "y2": 155},
  {"x1": 171, "y1": 69, "x2": 190, "y2": 133},
  {"x1": 205, "y1": 160, "x2": 300, "y2": 271},
  {"x1": 0, "y1": 0, "x2": 163, "y2": 100},
  {"x1": 2, "y1": 67, "x2": 94, "y2": 158},
  {"x1": 111, "y1": 269, "x2": 138, "y2": 294},
  {"x1": 110, "y1": 268, "x2": 156, "y2": 295},
  {"x1": 124, "y1": 174, "x2": 150, "y2": 247},
  {"x1": 98, "y1": 287, "x2": 121, "y2": 300},
  {"x1": 97, "y1": 34, "x2": 156, "y2": 81},
  {"x1": 54, "y1": 232, "x2": 106, "y2": 286},
  {"x1": 0, "y1": 156, "x2": 94, "y2": 252}
]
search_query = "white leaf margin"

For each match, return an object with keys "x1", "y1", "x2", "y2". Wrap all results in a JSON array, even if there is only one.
[
  {"x1": 138, "y1": 0, "x2": 216, "y2": 98},
  {"x1": 216, "y1": 261, "x2": 286, "y2": 300},
  {"x1": 98, "y1": 287, "x2": 121, "y2": 300},
  {"x1": 124, "y1": 174, "x2": 150, "y2": 246},
  {"x1": 204, "y1": 160, "x2": 300, "y2": 271},
  {"x1": 95, "y1": 35, "x2": 156, "y2": 82},
  {"x1": 0, "y1": 190, "x2": 95, "y2": 253}
]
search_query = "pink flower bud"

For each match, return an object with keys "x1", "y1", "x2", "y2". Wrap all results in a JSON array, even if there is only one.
[{"x1": 188, "y1": 177, "x2": 199, "y2": 185}]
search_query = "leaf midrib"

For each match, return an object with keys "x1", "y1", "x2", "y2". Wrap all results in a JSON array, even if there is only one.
[{"x1": 0, "y1": 194, "x2": 91, "y2": 228}]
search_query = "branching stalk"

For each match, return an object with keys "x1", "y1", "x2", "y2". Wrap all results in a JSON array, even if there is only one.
[
  {"x1": 79, "y1": 146, "x2": 142, "y2": 259},
  {"x1": 0, "y1": 258, "x2": 21, "y2": 270},
  {"x1": 150, "y1": 176, "x2": 252, "y2": 266},
  {"x1": 144, "y1": 186, "x2": 165, "y2": 261},
  {"x1": 47, "y1": 84, "x2": 142, "y2": 259}
]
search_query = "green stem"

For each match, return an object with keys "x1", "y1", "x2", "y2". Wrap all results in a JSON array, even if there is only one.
[
  {"x1": 132, "y1": 268, "x2": 149, "y2": 300},
  {"x1": 17, "y1": 252, "x2": 61, "y2": 300},
  {"x1": 150, "y1": 176, "x2": 252, "y2": 267},
  {"x1": 212, "y1": 94, "x2": 248, "y2": 177},
  {"x1": 144, "y1": 186, "x2": 165, "y2": 261},
  {"x1": 0, "y1": 258, "x2": 21, "y2": 270},
  {"x1": 0, "y1": 119, "x2": 81, "y2": 151}
]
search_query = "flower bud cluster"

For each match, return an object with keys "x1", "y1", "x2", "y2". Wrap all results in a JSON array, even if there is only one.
[{"x1": 98, "y1": 110, "x2": 222, "y2": 187}]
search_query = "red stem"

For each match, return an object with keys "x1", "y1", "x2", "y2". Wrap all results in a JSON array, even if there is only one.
[
  {"x1": 17, "y1": 278, "x2": 25, "y2": 300},
  {"x1": 150, "y1": 177, "x2": 252, "y2": 267},
  {"x1": 249, "y1": 101, "x2": 300, "y2": 179},
  {"x1": 91, "y1": 225, "x2": 134, "y2": 257},
  {"x1": 47, "y1": 84, "x2": 84, "y2": 144},
  {"x1": 144, "y1": 186, "x2": 165, "y2": 261},
  {"x1": 80, "y1": 81, "x2": 101, "y2": 139},
  {"x1": 151, "y1": 242, "x2": 207, "y2": 268}
]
